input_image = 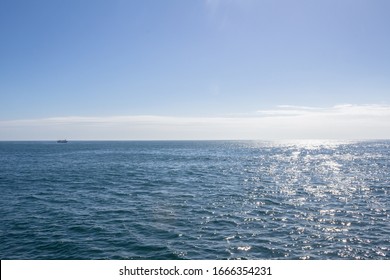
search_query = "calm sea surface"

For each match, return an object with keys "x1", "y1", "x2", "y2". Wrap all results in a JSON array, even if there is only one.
[{"x1": 0, "y1": 140, "x2": 389, "y2": 259}]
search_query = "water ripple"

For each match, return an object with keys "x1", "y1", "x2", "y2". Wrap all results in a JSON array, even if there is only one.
[{"x1": 0, "y1": 140, "x2": 389, "y2": 259}]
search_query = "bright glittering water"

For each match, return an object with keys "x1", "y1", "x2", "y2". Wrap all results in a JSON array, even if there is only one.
[{"x1": 0, "y1": 140, "x2": 389, "y2": 259}]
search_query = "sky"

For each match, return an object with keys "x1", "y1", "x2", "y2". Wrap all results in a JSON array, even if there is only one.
[{"x1": 1, "y1": 0, "x2": 390, "y2": 140}]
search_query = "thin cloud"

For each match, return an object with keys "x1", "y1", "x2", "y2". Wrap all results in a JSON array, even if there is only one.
[
  {"x1": 1, "y1": 104, "x2": 390, "y2": 140},
  {"x1": 257, "y1": 104, "x2": 390, "y2": 117}
]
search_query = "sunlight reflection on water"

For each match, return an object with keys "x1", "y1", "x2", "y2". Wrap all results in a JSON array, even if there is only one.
[{"x1": 0, "y1": 140, "x2": 389, "y2": 259}]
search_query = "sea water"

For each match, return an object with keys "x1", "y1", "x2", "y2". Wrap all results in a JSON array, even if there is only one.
[{"x1": 0, "y1": 140, "x2": 389, "y2": 259}]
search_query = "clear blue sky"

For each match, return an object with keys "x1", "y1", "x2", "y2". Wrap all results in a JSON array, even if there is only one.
[{"x1": 1, "y1": 0, "x2": 390, "y2": 140}]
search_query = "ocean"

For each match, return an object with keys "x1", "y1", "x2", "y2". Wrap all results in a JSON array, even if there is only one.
[{"x1": 0, "y1": 140, "x2": 389, "y2": 259}]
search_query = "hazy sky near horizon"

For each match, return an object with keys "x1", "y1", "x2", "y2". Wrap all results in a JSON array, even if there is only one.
[{"x1": 1, "y1": 0, "x2": 390, "y2": 140}]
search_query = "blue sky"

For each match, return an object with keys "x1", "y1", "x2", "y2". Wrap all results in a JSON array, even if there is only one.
[{"x1": 1, "y1": 0, "x2": 390, "y2": 140}]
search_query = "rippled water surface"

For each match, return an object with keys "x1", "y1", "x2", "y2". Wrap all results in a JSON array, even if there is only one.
[{"x1": 1, "y1": 140, "x2": 389, "y2": 259}]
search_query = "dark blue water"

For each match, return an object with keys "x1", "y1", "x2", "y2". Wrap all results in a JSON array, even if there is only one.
[{"x1": 1, "y1": 140, "x2": 389, "y2": 259}]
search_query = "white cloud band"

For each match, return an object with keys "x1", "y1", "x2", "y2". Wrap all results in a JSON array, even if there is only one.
[{"x1": 1, "y1": 104, "x2": 390, "y2": 140}]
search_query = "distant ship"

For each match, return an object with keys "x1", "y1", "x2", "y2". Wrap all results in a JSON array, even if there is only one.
[{"x1": 57, "y1": 139, "x2": 68, "y2": 143}]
